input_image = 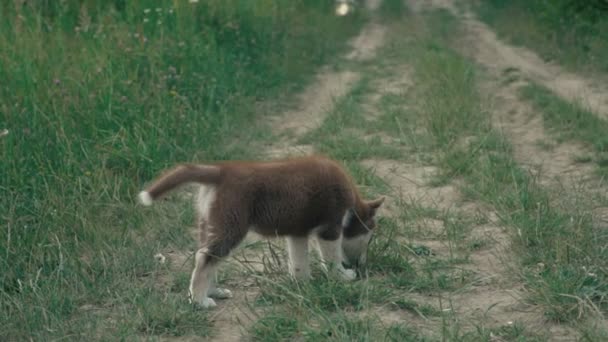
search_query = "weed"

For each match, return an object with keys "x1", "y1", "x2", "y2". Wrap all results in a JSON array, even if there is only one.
[
  {"x1": 391, "y1": 298, "x2": 441, "y2": 318},
  {"x1": 251, "y1": 312, "x2": 299, "y2": 342}
]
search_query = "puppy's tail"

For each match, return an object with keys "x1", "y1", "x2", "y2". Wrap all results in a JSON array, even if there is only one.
[{"x1": 138, "y1": 164, "x2": 221, "y2": 206}]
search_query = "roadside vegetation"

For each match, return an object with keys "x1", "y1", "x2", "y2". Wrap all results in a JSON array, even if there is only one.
[
  {"x1": 3, "y1": 0, "x2": 608, "y2": 340},
  {"x1": 0, "y1": 1, "x2": 364, "y2": 339},
  {"x1": 475, "y1": 0, "x2": 608, "y2": 73}
]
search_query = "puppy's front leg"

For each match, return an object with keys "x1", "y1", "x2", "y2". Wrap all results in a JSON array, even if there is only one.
[
  {"x1": 286, "y1": 236, "x2": 310, "y2": 279},
  {"x1": 316, "y1": 234, "x2": 356, "y2": 281}
]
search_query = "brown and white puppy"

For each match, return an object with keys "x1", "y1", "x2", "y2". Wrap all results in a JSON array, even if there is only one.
[{"x1": 138, "y1": 155, "x2": 384, "y2": 308}]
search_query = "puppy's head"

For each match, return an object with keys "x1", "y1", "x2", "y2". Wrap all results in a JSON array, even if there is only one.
[{"x1": 342, "y1": 197, "x2": 385, "y2": 266}]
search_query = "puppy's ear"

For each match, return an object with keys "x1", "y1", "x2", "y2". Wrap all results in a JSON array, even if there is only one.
[{"x1": 367, "y1": 196, "x2": 385, "y2": 216}]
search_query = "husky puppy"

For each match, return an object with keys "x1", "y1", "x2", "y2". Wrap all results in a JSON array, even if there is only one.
[{"x1": 139, "y1": 155, "x2": 384, "y2": 308}]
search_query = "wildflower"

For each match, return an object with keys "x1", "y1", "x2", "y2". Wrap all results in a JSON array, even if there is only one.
[
  {"x1": 336, "y1": 3, "x2": 349, "y2": 16},
  {"x1": 0, "y1": 129, "x2": 8, "y2": 138},
  {"x1": 155, "y1": 8, "x2": 162, "y2": 13},
  {"x1": 154, "y1": 253, "x2": 166, "y2": 264},
  {"x1": 143, "y1": 18, "x2": 149, "y2": 23},
  {"x1": 157, "y1": 20, "x2": 162, "y2": 25},
  {"x1": 143, "y1": 8, "x2": 151, "y2": 14},
  {"x1": 189, "y1": 0, "x2": 199, "y2": 3}
]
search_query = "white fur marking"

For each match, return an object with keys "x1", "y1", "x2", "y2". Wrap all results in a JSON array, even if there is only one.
[
  {"x1": 208, "y1": 287, "x2": 233, "y2": 299},
  {"x1": 195, "y1": 185, "x2": 216, "y2": 221},
  {"x1": 286, "y1": 236, "x2": 310, "y2": 279},
  {"x1": 200, "y1": 297, "x2": 217, "y2": 308},
  {"x1": 189, "y1": 248, "x2": 218, "y2": 308},
  {"x1": 316, "y1": 235, "x2": 357, "y2": 281},
  {"x1": 341, "y1": 210, "x2": 353, "y2": 228},
  {"x1": 342, "y1": 232, "x2": 372, "y2": 265},
  {"x1": 138, "y1": 191, "x2": 153, "y2": 206},
  {"x1": 341, "y1": 268, "x2": 357, "y2": 281}
]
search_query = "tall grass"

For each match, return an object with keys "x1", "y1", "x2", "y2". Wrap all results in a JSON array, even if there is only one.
[
  {"x1": 475, "y1": 0, "x2": 608, "y2": 73},
  {"x1": 0, "y1": 0, "x2": 364, "y2": 339}
]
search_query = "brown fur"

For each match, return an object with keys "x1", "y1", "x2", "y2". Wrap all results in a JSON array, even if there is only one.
[{"x1": 139, "y1": 155, "x2": 384, "y2": 307}]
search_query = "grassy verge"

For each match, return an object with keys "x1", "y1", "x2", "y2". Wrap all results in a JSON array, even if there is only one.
[
  {"x1": 0, "y1": 1, "x2": 365, "y2": 339},
  {"x1": 474, "y1": 0, "x2": 608, "y2": 74}
]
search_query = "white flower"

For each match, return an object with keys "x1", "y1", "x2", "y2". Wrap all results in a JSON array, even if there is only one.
[
  {"x1": 143, "y1": 18, "x2": 149, "y2": 23},
  {"x1": 143, "y1": 8, "x2": 151, "y2": 14},
  {"x1": 0, "y1": 129, "x2": 8, "y2": 138},
  {"x1": 154, "y1": 253, "x2": 166, "y2": 264},
  {"x1": 155, "y1": 8, "x2": 162, "y2": 12},
  {"x1": 336, "y1": 3, "x2": 349, "y2": 16},
  {"x1": 189, "y1": 0, "x2": 199, "y2": 3}
]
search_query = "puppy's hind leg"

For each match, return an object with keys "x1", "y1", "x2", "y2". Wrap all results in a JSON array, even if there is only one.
[
  {"x1": 189, "y1": 248, "x2": 219, "y2": 308},
  {"x1": 189, "y1": 225, "x2": 246, "y2": 308}
]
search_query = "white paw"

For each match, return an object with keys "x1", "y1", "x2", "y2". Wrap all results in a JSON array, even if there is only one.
[
  {"x1": 340, "y1": 268, "x2": 357, "y2": 281},
  {"x1": 208, "y1": 287, "x2": 233, "y2": 299},
  {"x1": 199, "y1": 297, "x2": 217, "y2": 308}
]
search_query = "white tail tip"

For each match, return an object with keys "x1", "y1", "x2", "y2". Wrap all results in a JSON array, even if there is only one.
[{"x1": 139, "y1": 191, "x2": 153, "y2": 206}]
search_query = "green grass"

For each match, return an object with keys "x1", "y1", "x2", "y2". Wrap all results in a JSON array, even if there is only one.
[
  {"x1": 262, "y1": 4, "x2": 607, "y2": 338},
  {"x1": 409, "y1": 10, "x2": 608, "y2": 326},
  {"x1": 520, "y1": 83, "x2": 608, "y2": 177},
  {"x1": 295, "y1": 5, "x2": 607, "y2": 338},
  {"x1": 247, "y1": 10, "x2": 500, "y2": 340},
  {"x1": 6, "y1": 1, "x2": 607, "y2": 339},
  {"x1": 378, "y1": 0, "x2": 409, "y2": 20},
  {"x1": 250, "y1": 312, "x2": 299, "y2": 342},
  {"x1": 0, "y1": 1, "x2": 366, "y2": 339},
  {"x1": 357, "y1": 6, "x2": 608, "y2": 336},
  {"x1": 475, "y1": 0, "x2": 608, "y2": 74},
  {"x1": 227, "y1": 5, "x2": 606, "y2": 340}
]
